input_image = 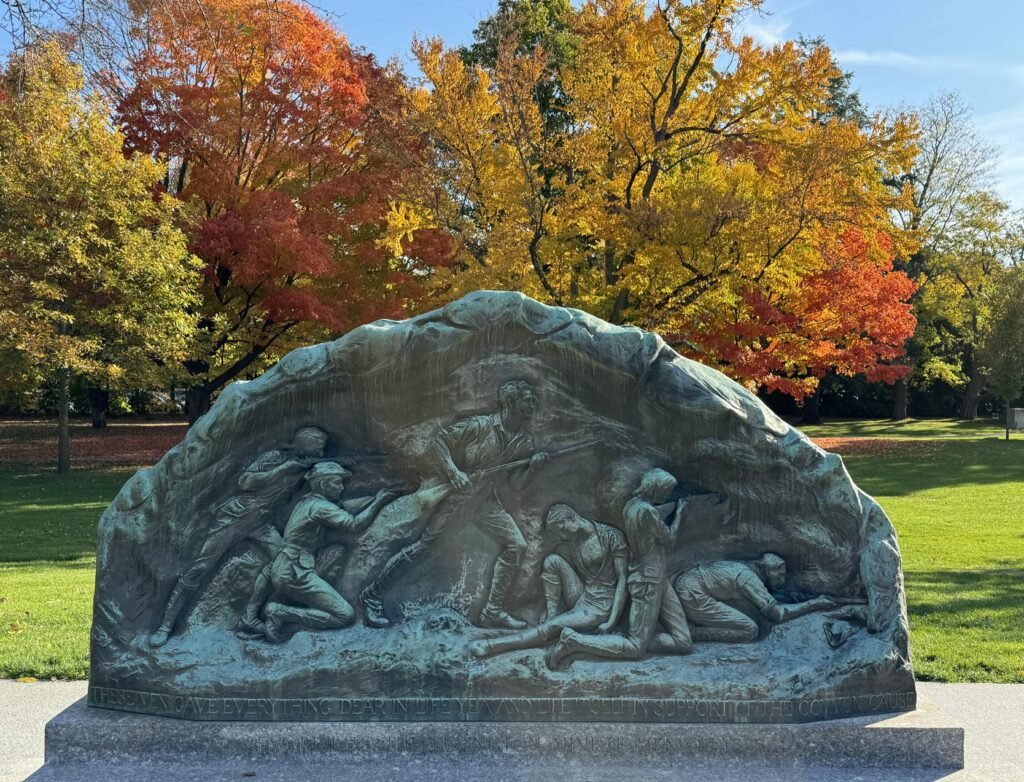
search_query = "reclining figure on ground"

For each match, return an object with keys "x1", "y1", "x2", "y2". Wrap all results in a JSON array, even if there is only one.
[
  {"x1": 468, "y1": 502, "x2": 627, "y2": 660},
  {"x1": 672, "y1": 554, "x2": 839, "y2": 643}
]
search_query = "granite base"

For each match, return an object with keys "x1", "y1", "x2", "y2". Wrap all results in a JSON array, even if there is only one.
[{"x1": 44, "y1": 696, "x2": 963, "y2": 771}]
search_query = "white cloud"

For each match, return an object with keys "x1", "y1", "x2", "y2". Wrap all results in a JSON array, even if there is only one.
[
  {"x1": 738, "y1": 17, "x2": 792, "y2": 46},
  {"x1": 834, "y1": 50, "x2": 977, "y2": 72}
]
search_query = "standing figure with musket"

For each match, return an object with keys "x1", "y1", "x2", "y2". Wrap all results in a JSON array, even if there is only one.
[{"x1": 361, "y1": 380, "x2": 549, "y2": 630}]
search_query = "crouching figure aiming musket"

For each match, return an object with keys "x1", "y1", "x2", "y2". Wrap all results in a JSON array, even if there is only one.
[
  {"x1": 149, "y1": 426, "x2": 329, "y2": 648},
  {"x1": 260, "y1": 462, "x2": 395, "y2": 642}
]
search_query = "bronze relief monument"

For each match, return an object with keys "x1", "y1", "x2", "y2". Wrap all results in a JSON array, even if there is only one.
[{"x1": 88, "y1": 291, "x2": 916, "y2": 723}]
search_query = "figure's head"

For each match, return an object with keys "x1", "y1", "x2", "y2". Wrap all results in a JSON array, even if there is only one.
[
  {"x1": 634, "y1": 468, "x2": 677, "y2": 504},
  {"x1": 760, "y1": 553, "x2": 787, "y2": 590},
  {"x1": 307, "y1": 461, "x2": 349, "y2": 500},
  {"x1": 293, "y1": 426, "x2": 328, "y2": 458},
  {"x1": 497, "y1": 380, "x2": 537, "y2": 424},
  {"x1": 545, "y1": 503, "x2": 589, "y2": 540}
]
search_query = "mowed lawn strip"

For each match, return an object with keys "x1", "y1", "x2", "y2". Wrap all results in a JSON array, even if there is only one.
[
  {"x1": 796, "y1": 416, "x2": 1007, "y2": 439},
  {"x1": 0, "y1": 469, "x2": 130, "y2": 679},
  {"x1": 0, "y1": 423, "x2": 1022, "y2": 682},
  {"x1": 842, "y1": 436, "x2": 1024, "y2": 683}
]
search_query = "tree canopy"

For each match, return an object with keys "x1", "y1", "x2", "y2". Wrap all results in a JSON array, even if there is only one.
[
  {"x1": 385, "y1": 0, "x2": 919, "y2": 399},
  {"x1": 0, "y1": 41, "x2": 198, "y2": 468},
  {"x1": 112, "y1": 0, "x2": 435, "y2": 418}
]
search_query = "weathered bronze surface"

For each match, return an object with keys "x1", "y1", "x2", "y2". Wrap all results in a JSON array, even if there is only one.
[{"x1": 88, "y1": 291, "x2": 915, "y2": 722}]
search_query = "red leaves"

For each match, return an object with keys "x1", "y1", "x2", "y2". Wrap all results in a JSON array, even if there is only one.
[
  {"x1": 193, "y1": 191, "x2": 333, "y2": 282},
  {"x1": 110, "y1": 0, "x2": 434, "y2": 358},
  {"x1": 675, "y1": 229, "x2": 917, "y2": 399}
]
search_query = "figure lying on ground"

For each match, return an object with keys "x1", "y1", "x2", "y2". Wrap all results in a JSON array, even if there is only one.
[
  {"x1": 673, "y1": 554, "x2": 840, "y2": 643},
  {"x1": 468, "y1": 503, "x2": 627, "y2": 660}
]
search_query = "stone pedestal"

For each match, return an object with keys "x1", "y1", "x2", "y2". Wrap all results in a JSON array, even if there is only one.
[{"x1": 41, "y1": 696, "x2": 963, "y2": 778}]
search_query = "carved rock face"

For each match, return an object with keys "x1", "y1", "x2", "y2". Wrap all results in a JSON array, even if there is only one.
[{"x1": 89, "y1": 291, "x2": 914, "y2": 723}]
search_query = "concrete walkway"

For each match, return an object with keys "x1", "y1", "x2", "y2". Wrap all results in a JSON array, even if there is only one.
[{"x1": 2, "y1": 681, "x2": 1021, "y2": 781}]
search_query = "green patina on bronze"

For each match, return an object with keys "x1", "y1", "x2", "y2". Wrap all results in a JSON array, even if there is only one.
[{"x1": 88, "y1": 291, "x2": 915, "y2": 723}]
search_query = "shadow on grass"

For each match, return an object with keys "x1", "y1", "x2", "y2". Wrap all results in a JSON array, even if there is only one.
[
  {"x1": 793, "y1": 416, "x2": 1005, "y2": 438},
  {"x1": 905, "y1": 568, "x2": 1024, "y2": 641},
  {"x1": 0, "y1": 558, "x2": 96, "y2": 571},
  {"x1": 842, "y1": 439, "x2": 1024, "y2": 496}
]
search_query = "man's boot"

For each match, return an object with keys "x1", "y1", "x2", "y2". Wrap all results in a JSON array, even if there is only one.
[
  {"x1": 262, "y1": 602, "x2": 289, "y2": 644},
  {"x1": 540, "y1": 571, "x2": 562, "y2": 623},
  {"x1": 545, "y1": 628, "x2": 582, "y2": 670},
  {"x1": 359, "y1": 586, "x2": 390, "y2": 629},
  {"x1": 479, "y1": 553, "x2": 527, "y2": 630},
  {"x1": 236, "y1": 564, "x2": 273, "y2": 639},
  {"x1": 149, "y1": 579, "x2": 196, "y2": 647},
  {"x1": 359, "y1": 544, "x2": 423, "y2": 628}
]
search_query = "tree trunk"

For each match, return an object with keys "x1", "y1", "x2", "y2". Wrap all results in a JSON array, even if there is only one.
[
  {"x1": 187, "y1": 385, "x2": 213, "y2": 425},
  {"x1": 800, "y1": 379, "x2": 826, "y2": 426},
  {"x1": 891, "y1": 377, "x2": 909, "y2": 421},
  {"x1": 88, "y1": 387, "x2": 109, "y2": 429},
  {"x1": 958, "y1": 366, "x2": 983, "y2": 421},
  {"x1": 57, "y1": 367, "x2": 71, "y2": 474}
]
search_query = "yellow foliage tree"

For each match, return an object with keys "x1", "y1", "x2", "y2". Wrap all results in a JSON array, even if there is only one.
[
  {"x1": 0, "y1": 43, "x2": 199, "y2": 471},
  {"x1": 390, "y1": 0, "x2": 919, "y2": 397}
]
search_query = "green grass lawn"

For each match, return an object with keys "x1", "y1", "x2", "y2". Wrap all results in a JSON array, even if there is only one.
[
  {"x1": 1, "y1": 426, "x2": 1022, "y2": 681},
  {"x1": 842, "y1": 437, "x2": 1024, "y2": 682},
  {"x1": 795, "y1": 416, "x2": 1008, "y2": 439},
  {"x1": 0, "y1": 470, "x2": 130, "y2": 679}
]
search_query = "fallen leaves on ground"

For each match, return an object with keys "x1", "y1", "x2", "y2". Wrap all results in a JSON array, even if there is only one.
[
  {"x1": 0, "y1": 417, "x2": 948, "y2": 467},
  {"x1": 811, "y1": 437, "x2": 945, "y2": 456},
  {"x1": 0, "y1": 418, "x2": 187, "y2": 468}
]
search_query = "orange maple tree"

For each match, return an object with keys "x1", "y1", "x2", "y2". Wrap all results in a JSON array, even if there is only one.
[
  {"x1": 112, "y1": 0, "x2": 432, "y2": 418},
  {"x1": 680, "y1": 229, "x2": 917, "y2": 400}
]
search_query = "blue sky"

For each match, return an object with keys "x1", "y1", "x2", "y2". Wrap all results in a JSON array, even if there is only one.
[
  {"x1": 326, "y1": 0, "x2": 1024, "y2": 209},
  {"x1": 3, "y1": 1, "x2": 1020, "y2": 205}
]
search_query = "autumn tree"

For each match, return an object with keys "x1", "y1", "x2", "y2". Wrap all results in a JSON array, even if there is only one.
[
  {"x1": 979, "y1": 265, "x2": 1024, "y2": 439},
  {"x1": 0, "y1": 42, "x2": 198, "y2": 472},
  {"x1": 390, "y1": 0, "x2": 918, "y2": 400},
  {"x1": 921, "y1": 192, "x2": 1022, "y2": 419},
  {"x1": 887, "y1": 92, "x2": 1000, "y2": 419},
  {"x1": 113, "y1": 0, "x2": 430, "y2": 421}
]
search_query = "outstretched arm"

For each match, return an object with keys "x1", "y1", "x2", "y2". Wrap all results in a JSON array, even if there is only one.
[
  {"x1": 739, "y1": 572, "x2": 836, "y2": 623},
  {"x1": 765, "y1": 595, "x2": 836, "y2": 623},
  {"x1": 237, "y1": 455, "x2": 302, "y2": 492},
  {"x1": 599, "y1": 555, "x2": 628, "y2": 633},
  {"x1": 316, "y1": 490, "x2": 394, "y2": 535},
  {"x1": 350, "y1": 489, "x2": 397, "y2": 534}
]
